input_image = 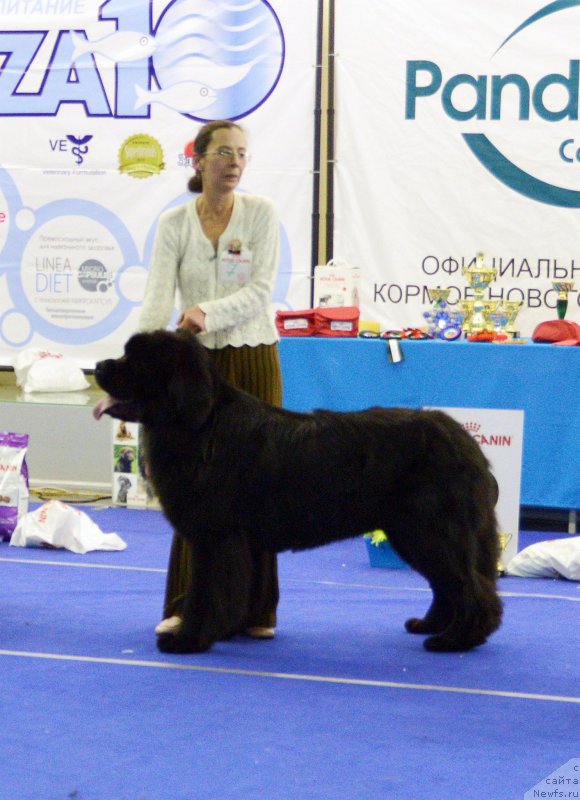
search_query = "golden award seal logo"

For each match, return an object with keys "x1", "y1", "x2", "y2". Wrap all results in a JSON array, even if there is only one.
[{"x1": 118, "y1": 134, "x2": 164, "y2": 179}]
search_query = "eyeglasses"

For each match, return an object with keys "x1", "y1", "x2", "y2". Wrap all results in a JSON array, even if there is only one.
[{"x1": 205, "y1": 147, "x2": 249, "y2": 162}]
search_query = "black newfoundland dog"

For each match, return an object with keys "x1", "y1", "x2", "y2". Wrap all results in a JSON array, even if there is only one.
[{"x1": 94, "y1": 330, "x2": 502, "y2": 654}]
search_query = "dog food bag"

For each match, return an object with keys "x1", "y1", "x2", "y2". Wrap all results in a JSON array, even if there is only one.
[{"x1": 0, "y1": 432, "x2": 30, "y2": 541}]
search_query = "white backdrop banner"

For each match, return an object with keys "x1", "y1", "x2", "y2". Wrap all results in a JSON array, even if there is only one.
[
  {"x1": 334, "y1": 0, "x2": 580, "y2": 335},
  {"x1": 0, "y1": 0, "x2": 317, "y2": 367}
]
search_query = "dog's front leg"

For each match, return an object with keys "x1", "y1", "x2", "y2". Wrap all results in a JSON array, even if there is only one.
[
  {"x1": 157, "y1": 533, "x2": 252, "y2": 654},
  {"x1": 156, "y1": 536, "x2": 218, "y2": 654}
]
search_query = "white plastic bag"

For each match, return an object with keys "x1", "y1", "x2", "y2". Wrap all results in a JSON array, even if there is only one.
[
  {"x1": 10, "y1": 501, "x2": 127, "y2": 554},
  {"x1": 506, "y1": 537, "x2": 580, "y2": 581},
  {"x1": 13, "y1": 349, "x2": 89, "y2": 393}
]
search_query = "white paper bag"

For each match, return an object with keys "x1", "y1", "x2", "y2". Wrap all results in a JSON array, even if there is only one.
[
  {"x1": 313, "y1": 259, "x2": 361, "y2": 308},
  {"x1": 13, "y1": 349, "x2": 89, "y2": 393},
  {"x1": 506, "y1": 537, "x2": 580, "y2": 581},
  {"x1": 10, "y1": 501, "x2": 127, "y2": 554}
]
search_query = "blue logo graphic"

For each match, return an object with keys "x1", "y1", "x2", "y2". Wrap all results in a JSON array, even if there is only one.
[
  {"x1": 463, "y1": 133, "x2": 580, "y2": 207},
  {"x1": 493, "y1": 0, "x2": 580, "y2": 54},
  {"x1": 0, "y1": 166, "x2": 140, "y2": 347},
  {"x1": 78, "y1": 259, "x2": 113, "y2": 293},
  {"x1": 0, "y1": 0, "x2": 284, "y2": 121},
  {"x1": 66, "y1": 135, "x2": 93, "y2": 166},
  {"x1": 150, "y1": 0, "x2": 285, "y2": 121},
  {"x1": 406, "y1": 1, "x2": 580, "y2": 207},
  {"x1": 467, "y1": 0, "x2": 580, "y2": 207}
]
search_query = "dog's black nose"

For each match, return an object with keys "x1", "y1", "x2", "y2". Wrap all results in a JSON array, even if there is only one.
[{"x1": 94, "y1": 359, "x2": 114, "y2": 386}]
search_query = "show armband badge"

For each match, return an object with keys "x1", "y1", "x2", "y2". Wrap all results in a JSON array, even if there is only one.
[{"x1": 218, "y1": 243, "x2": 252, "y2": 285}]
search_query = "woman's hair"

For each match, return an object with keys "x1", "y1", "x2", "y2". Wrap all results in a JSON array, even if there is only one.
[{"x1": 187, "y1": 120, "x2": 244, "y2": 193}]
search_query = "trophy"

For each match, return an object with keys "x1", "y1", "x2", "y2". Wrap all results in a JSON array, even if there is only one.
[
  {"x1": 552, "y1": 281, "x2": 575, "y2": 319},
  {"x1": 489, "y1": 306, "x2": 508, "y2": 338},
  {"x1": 428, "y1": 287, "x2": 451, "y2": 307},
  {"x1": 497, "y1": 532, "x2": 513, "y2": 574},
  {"x1": 424, "y1": 288, "x2": 463, "y2": 339},
  {"x1": 500, "y1": 300, "x2": 523, "y2": 338},
  {"x1": 462, "y1": 252, "x2": 497, "y2": 334},
  {"x1": 460, "y1": 299, "x2": 473, "y2": 333}
]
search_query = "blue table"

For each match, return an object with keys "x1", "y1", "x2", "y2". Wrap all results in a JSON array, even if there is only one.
[{"x1": 279, "y1": 337, "x2": 579, "y2": 511}]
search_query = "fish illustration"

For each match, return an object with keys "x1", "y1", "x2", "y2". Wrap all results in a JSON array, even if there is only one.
[
  {"x1": 71, "y1": 31, "x2": 157, "y2": 63},
  {"x1": 161, "y1": 53, "x2": 263, "y2": 90},
  {"x1": 134, "y1": 82, "x2": 217, "y2": 113}
]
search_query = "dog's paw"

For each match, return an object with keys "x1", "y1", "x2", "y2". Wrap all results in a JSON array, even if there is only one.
[
  {"x1": 156, "y1": 631, "x2": 212, "y2": 654},
  {"x1": 405, "y1": 617, "x2": 443, "y2": 635},
  {"x1": 405, "y1": 617, "x2": 429, "y2": 634},
  {"x1": 423, "y1": 633, "x2": 485, "y2": 653},
  {"x1": 405, "y1": 614, "x2": 449, "y2": 635}
]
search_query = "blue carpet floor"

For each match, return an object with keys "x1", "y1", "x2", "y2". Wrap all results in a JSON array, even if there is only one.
[{"x1": 1, "y1": 506, "x2": 578, "y2": 800}]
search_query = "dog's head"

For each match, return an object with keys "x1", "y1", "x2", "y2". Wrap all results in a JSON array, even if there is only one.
[{"x1": 93, "y1": 329, "x2": 215, "y2": 428}]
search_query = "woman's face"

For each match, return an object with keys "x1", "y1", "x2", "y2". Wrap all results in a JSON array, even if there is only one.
[{"x1": 198, "y1": 127, "x2": 248, "y2": 194}]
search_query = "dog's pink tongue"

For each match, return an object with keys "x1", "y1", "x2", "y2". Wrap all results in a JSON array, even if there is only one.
[{"x1": 93, "y1": 395, "x2": 117, "y2": 421}]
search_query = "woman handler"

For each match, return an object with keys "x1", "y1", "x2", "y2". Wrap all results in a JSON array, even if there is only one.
[{"x1": 138, "y1": 120, "x2": 282, "y2": 640}]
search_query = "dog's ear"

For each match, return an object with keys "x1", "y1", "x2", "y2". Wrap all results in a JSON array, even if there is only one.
[{"x1": 167, "y1": 331, "x2": 215, "y2": 427}]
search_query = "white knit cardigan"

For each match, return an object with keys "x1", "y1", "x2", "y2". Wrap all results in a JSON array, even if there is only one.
[{"x1": 138, "y1": 192, "x2": 280, "y2": 348}]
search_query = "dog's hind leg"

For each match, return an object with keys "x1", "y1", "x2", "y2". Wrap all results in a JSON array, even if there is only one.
[
  {"x1": 387, "y1": 527, "x2": 456, "y2": 638},
  {"x1": 405, "y1": 593, "x2": 453, "y2": 636},
  {"x1": 395, "y1": 520, "x2": 502, "y2": 652},
  {"x1": 422, "y1": 570, "x2": 503, "y2": 652},
  {"x1": 424, "y1": 508, "x2": 504, "y2": 652},
  {"x1": 476, "y1": 508, "x2": 502, "y2": 582}
]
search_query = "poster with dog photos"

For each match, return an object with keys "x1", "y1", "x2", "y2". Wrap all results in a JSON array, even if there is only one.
[
  {"x1": 430, "y1": 407, "x2": 524, "y2": 571},
  {"x1": 112, "y1": 420, "x2": 148, "y2": 508}
]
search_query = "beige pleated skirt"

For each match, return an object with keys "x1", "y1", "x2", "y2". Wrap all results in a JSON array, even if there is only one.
[{"x1": 162, "y1": 342, "x2": 282, "y2": 628}]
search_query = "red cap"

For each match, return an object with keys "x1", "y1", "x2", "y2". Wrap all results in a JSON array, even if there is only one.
[{"x1": 532, "y1": 320, "x2": 580, "y2": 346}]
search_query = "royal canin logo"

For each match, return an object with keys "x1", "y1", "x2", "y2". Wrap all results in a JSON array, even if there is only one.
[{"x1": 462, "y1": 422, "x2": 512, "y2": 447}]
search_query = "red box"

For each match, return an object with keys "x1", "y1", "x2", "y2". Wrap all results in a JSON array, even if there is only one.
[
  {"x1": 275, "y1": 309, "x2": 316, "y2": 337},
  {"x1": 314, "y1": 306, "x2": 360, "y2": 337}
]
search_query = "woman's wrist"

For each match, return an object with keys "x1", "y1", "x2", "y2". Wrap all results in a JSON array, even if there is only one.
[{"x1": 178, "y1": 306, "x2": 207, "y2": 333}]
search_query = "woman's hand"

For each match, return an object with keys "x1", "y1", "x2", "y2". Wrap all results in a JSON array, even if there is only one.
[{"x1": 177, "y1": 306, "x2": 207, "y2": 333}]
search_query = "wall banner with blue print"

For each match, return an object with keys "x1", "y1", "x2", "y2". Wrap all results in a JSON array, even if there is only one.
[
  {"x1": 0, "y1": 0, "x2": 318, "y2": 366},
  {"x1": 333, "y1": 0, "x2": 580, "y2": 335}
]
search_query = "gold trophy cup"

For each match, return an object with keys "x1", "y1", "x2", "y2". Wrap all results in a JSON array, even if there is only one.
[
  {"x1": 552, "y1": 281, "x2": 575, "y2": 320},
  {"x1": 498, "y1": 532, "x2": 513, "y2": 574},
  {"x1": 462, "y1": 253, "x2": 497, "y2": 334},
  {"x1": 500, "y1": 300, "x2": 523, "y2": 338},
  {"x1": 428, "y1": 287, "x2": 451, "y2": 306}
]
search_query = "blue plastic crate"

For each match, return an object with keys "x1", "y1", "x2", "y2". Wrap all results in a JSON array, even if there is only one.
[{"x1": 365, "y1": 537, "x2": 410, "y2": 569}]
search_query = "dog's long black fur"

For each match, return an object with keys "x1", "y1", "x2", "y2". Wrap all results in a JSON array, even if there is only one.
[{"x1": 94, "y1": 329, "x2": 503, "y2": 654}]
